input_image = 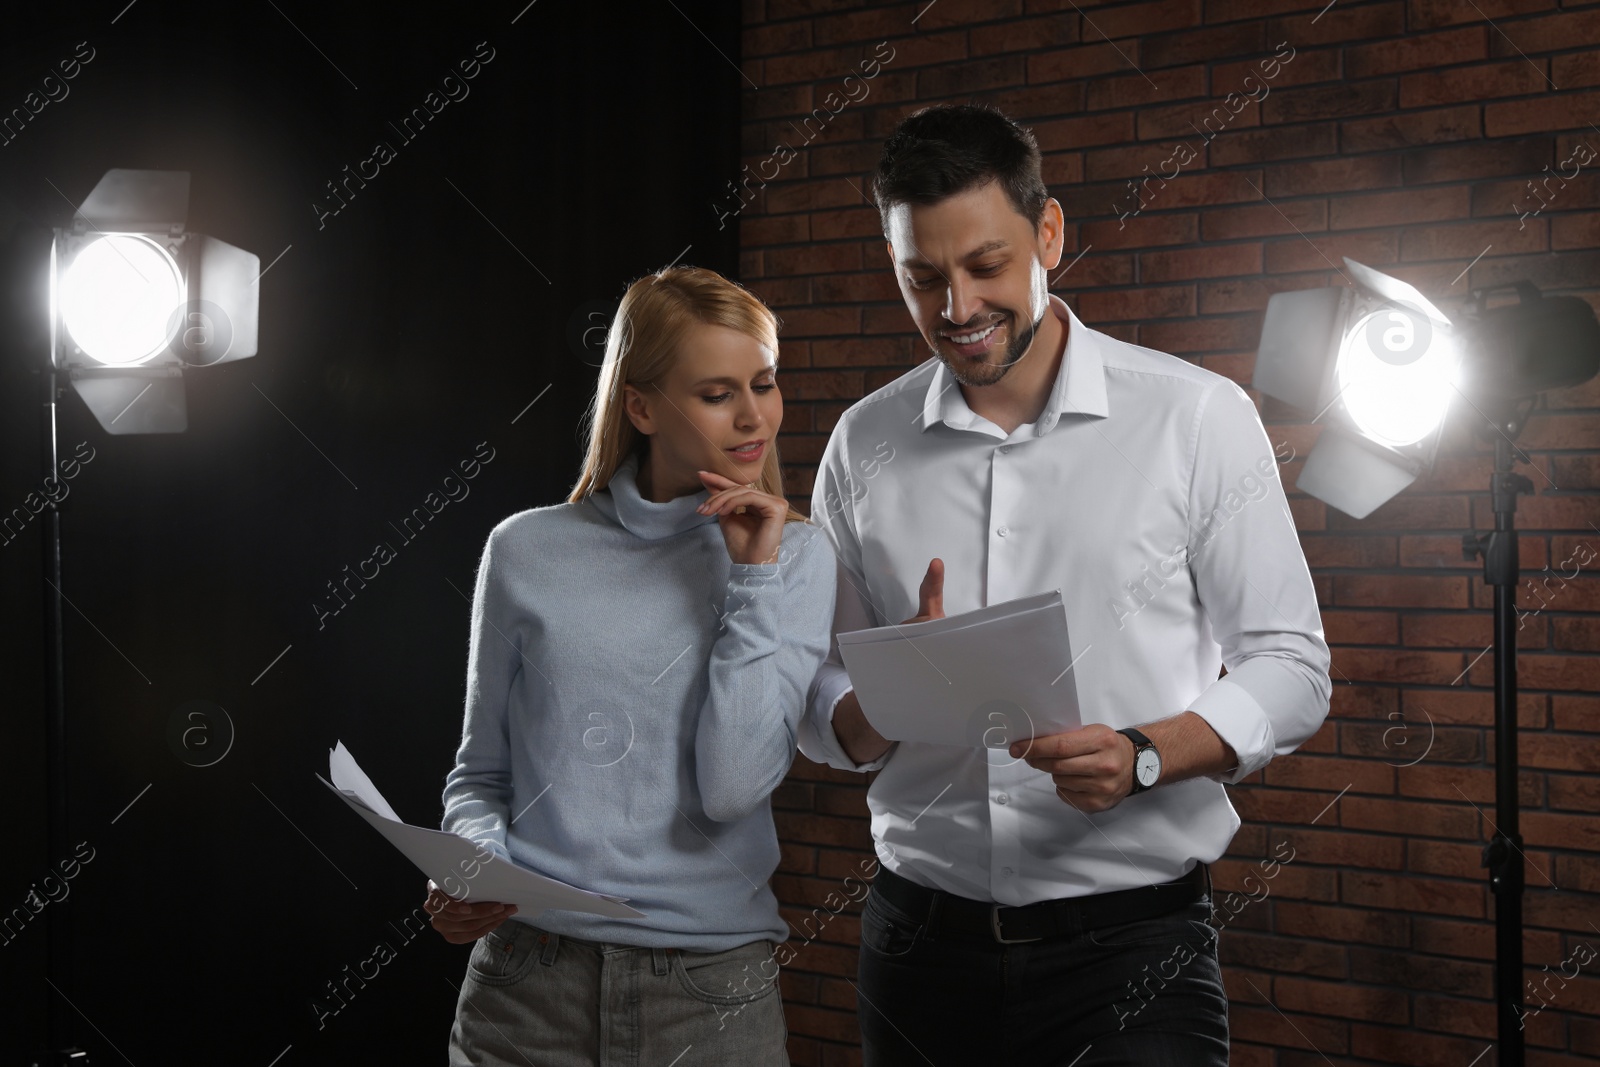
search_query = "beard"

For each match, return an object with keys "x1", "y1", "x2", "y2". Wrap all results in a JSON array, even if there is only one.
[{"x1": 936, "y1": 307, "x2": 1046, "y2": 388}]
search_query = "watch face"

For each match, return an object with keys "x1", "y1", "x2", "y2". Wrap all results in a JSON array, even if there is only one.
[{"x1": 1135, "y1": 748, "x2": 1161, "y2": 787}]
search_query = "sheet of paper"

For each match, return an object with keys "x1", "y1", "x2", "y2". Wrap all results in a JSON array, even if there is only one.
[
  {"x1": 320, "y1": 741, "x2": 643, "y2": 921},
  {"x1": 837, "y1": 588, "x2": 1082, "y2": 748}
]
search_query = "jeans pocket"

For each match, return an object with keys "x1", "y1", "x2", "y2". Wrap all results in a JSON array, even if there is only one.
[
  {"x1": 671, "y1": 940, "x2": 780, "y2": 1006},
  {"x1": 465, "y1": 920, "x2": 541, "y2": 987},
  {"x1": 860, "y1": 888, "x2": 922, "y2": 958}
]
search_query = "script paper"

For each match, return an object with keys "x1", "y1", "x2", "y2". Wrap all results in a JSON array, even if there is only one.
[
  {"x1": 319, "y1": 741, "x2": 643, "y2": 920},
  {"x1": 836, "y1": 589, "x2": 1082, "y2": 748}
]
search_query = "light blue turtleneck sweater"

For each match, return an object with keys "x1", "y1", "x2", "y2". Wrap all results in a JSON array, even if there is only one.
[{"x1": 440, "y1": 453, "x2": 838, "y2": 951}]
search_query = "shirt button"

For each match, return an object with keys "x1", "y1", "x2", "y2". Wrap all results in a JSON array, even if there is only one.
[
  {"x1": 997, "y1": 525, "x2": 1009, "y2": 537},
  {"x1": 995, "y1": 793, "x2": 1009, "y2": 805},
  {"x1": 999, "y1": 445, "x2": 1012, "y2": 454},
  {"x1": 1002, "y1": 866, "x2": 1015, "y2": 876}
]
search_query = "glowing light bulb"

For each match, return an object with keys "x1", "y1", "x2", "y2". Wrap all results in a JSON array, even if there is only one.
[{"x1": 61, "y1": 233, "x2": 185, "y2": 366}]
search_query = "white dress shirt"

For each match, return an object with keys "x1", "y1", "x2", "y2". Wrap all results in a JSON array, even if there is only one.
[{"x1": 799, "y1": 293, "x2": 1331, "y2": 906}]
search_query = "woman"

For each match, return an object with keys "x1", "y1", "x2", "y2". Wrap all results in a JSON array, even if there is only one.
[{"x1": 427, "y1": 266, "x2": 837, "y2": 1067}]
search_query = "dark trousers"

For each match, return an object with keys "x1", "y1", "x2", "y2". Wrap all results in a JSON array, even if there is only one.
[{"x1": 856, "y1": 869, "x2": 1229, "y2": 1067}]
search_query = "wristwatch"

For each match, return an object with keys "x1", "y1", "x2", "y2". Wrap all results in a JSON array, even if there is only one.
[{"x1": 1118, "y1": 728, "x2": 1162, "y2": 794}]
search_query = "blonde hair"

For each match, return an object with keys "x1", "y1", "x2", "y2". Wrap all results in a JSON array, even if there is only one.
[{"x1": 569, "y1": 266, "x2": 809, "y2": 525}]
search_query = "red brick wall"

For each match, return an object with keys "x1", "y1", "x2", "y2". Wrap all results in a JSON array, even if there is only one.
[{"x1": 737, "y1": 1, "x2": 1600, "y2": 1064}]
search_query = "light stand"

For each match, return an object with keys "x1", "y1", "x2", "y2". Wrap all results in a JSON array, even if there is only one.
[
  {"x1": 1256, "y1": 266, "x2": 1600, "y2": 1067},
  {"x1": 37, "y1": 366, "x2": 85, "y2": 1067},
  {"x1": 1462, "y1": 425, "x2": 1534, "y2": 1067}
]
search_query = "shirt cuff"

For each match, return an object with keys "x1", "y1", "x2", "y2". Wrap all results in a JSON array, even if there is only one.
[
  {"x1": 1187, "y1": 677, "x2": 1275, "y2": 784},
  {"x1": 812, "y1": 673, "x2": 893, "y2": 773}
]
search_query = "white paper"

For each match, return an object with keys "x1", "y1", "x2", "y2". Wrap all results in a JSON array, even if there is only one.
[
  {"x1": 320, "y1": 741, "x2": 644, "y2": 921},
  {"x1": 837, "y1": 588, "x2": 1082, "y2": 748}
]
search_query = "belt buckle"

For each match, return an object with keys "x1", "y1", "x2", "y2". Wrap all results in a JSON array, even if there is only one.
[{"x1": 990, "y1": 905, "x2": 1042, "y2": 944}]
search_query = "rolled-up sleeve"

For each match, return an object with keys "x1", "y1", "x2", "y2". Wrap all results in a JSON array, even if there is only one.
[
  {"x1": 1184, "y1": 379, "x2": 1332, "y2": 784},
  {"x1": 799, "y1": 423, "x2": 894, "y2": 773}
]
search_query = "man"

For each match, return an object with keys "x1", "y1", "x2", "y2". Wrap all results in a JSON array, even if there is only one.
[{"x1": 799, "y1": 104, "x2": 1331, "y2": 1066}]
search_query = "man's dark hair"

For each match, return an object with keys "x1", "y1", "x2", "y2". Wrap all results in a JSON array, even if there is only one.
[{"x1": 872, "y1": 104, "x2": 1049, "y2": 234}]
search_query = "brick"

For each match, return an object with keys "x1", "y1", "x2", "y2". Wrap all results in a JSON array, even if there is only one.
[
  {"x1": 1400, "y1": 217, "x2": 1548, "y2": 261},
  {"x1": 1075, "y1": 285, "x2": 1195, "y2": 321},
  {"x1": 1221, "y1": 930, "x2": 1349, "y2": 978},
  {"x1": 1028, "y1": 41, "x2": 1156, "y2": 83},
  {"x1": 766, "y1": 242, "x2": 864, "y2": 276},
  {"x1": 1266, "y1": 3, "x2": 1405, "y2": 46},
  {"x1": 912, "y1": 0, "x2": 1022, "y2": 28},
  {"x1": 744, "y1": 21, "x2": 812, "y2": 59},
  {"x1": 1340, "y1": 795, "x2": 1481, "y2": 838},
  {"x1": 1230, "y1": 1005, "x2": 1349, "y2": 1053},
  {"x1": 916, "y1": 55, "x2": 1027, "y2": 97},
  {"x1": 1323, "y1": 609, "x2": 1400, "y2": 645},
  {"x1": 1552, "y1": 50, "x2": 1600, "y2": 91},
  {"x1": 1351, "y1": 1022, "x2": 1501, "y2": 1062},
  {"x1": 1349, "y1": 946, "x2": 1492, "y2": 997},
  {"x1": 1206, "y1": 0, "x2": 1325, "y2": 21},
  {"x1": 1278, "y1": 902, "x2": 1410, "y2": 951},
  {"x1": 1402, "y1": 136, "x2": 1552, "y2": 185},
  {"x1": 1052, "y1": 251, "x2": 1135, "y2": 288},
  {"x1": 1081, "y1": 211, "x2": 1198, "y2": 249},
  {"x1": 1276, "y1": 978, "x2": 1406, "y2": 1025},
  {"x1": 1139, "y1": 313, "x2": 1261, "y2": 353},
  {"x1": 1197, "y1": 271, "x2": 1333, "y2": 313},
  {"x1": 1212, "y1": 48, "x2": 1341, "y2": 95},
  {"x1": 1402, "y1": 58, "x2": 1552, "y2": 109},
  {"x1": 778, "y1": 306, "x2": 861, "y2": 337},
  {"x1": 1140, "y1": 242, "x2": 1262, "y2": 281},
  {"x1": 1282, "y1": 826, "x2": 1407, "y2": 868},
  {"x1": 1033, "y1": 111, "x2": 1138, "y2": 152},
  {"x1": 809, "y1": 336, "x2": 911, "y2": 366},
  {"x1": 1262, "y1": 80, "x2": 1397, "y2": 125},
  {"x1": 1084, "y1": 64, "x2": 1208, "y2": 112},
  {"x1": 1084, "y1": 141, "x2": 1204, "y2": 182},
  {"x1": 1342, "y1": 105, "x2": 1482, "y2": 154},
  {"x1": 1346, "y1": 27, "x2": 1488, "y2": 79},
  {"x1": 1329, "y1": 186, "x2": 1471, "y2": 231},
  {"x1": 1142, "y1": 22, "x2": 1264, "y2": 69},
  {"x1": 1402, "y1": 611, "x2": 1545, "y2": 651},
  {"x1": 1408, "y1": 0, "x2": 1554, "y2": 29},
  {"x1": 1040, "y1": 150, "x2": 1084, "y2": 185},
  {"x1": 809, "y1": 207, "x2": 881, "y2": 241},
  {"x1": 1483, "y1": 9, "x2": 1600, "y2": 56},
  {"x1": 1207, "y1": 123, "x2": 1338, "y2": 167},
  {"x1": 1488, "y1": 89, "x2": 1600, "y2": 138},
  {"x1": 1300, "y1": 535, "x2": 1397, "y2": 568},
  {"x1": 1264, "y1": 156, "x2": 1404, "y2": 197},
  {"x1": 1079, "y1": 0, "x2": 1201, "y2": 40},
  {"x1": 970, "y1": 14, "x2": 1080, "y2": 56}
]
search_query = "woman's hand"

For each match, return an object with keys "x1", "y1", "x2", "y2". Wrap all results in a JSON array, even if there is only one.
[
  {"x1": 695, "y1": 469, "x2": 788, "y2": 566},
  {"x1": 425, "y1": 879, "x2": 518, "y2": 943}
]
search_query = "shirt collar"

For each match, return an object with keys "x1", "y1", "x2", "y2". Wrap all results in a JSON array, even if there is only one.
[
  {"x1": 918, "y1": 293, "x2": 1109, "y2": 436},
  {"x1": 589, "y1": 452, "x2": 719, "y2": 540}
]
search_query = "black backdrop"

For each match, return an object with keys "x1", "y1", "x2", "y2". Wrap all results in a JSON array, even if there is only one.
[{"x1": 0, "y1": 2, "x2": 740, "y2": 1062}]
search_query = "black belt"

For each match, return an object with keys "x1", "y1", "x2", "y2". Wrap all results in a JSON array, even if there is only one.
[{"x1": 873, "y1": 862, "x2": 1210, "y2": 945}]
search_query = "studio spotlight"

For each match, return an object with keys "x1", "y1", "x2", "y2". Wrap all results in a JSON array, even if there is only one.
[
  {"x1": 1254, "y1": 257, "x2": 1461, "y2": 519},
  {"x1": 35, "y1": 169, "x2": 262, "y2": 1066},
  {"x1": 49, "y1": 168, "x2": 260, "y2": 433}
]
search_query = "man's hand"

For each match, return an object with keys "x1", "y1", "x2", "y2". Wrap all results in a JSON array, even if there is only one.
[
  {"x1": 1013, "y1": 724, "x2": 1136, "y2": 813},
  {"x1": 833, "y1": 557, "x2": 946, "y2": 766},
  {"x1": 1014, "y1": 712, "x2": 1240, "y2": 812}
]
